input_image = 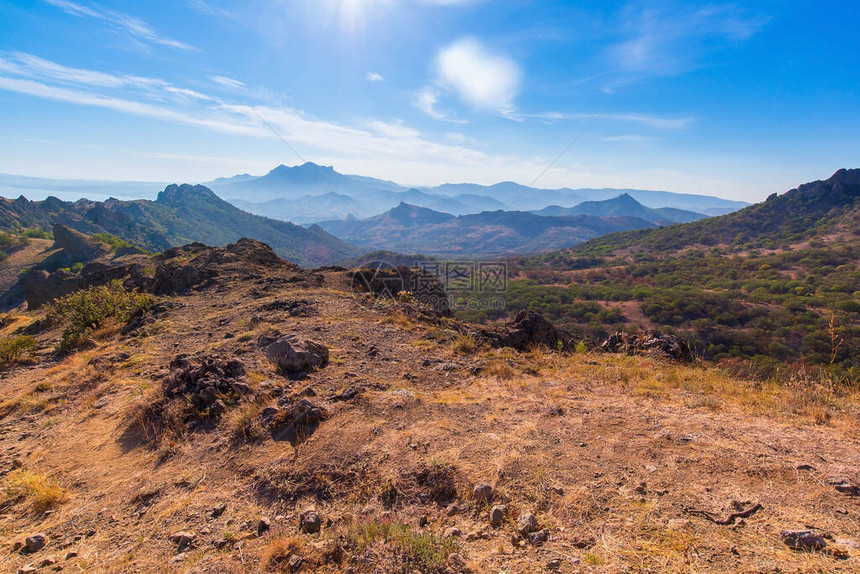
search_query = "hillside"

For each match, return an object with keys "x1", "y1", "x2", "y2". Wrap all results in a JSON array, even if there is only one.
[
  {"x1": 532, "y1": 193, "x2": 706, "y2": 225},
  {"x1": 0, "y1": 185, "x2": 360, "y2": 267},
  {"x1": 470, "y1": 170, "x2": 860, "y2": 378},
  {"x1": 1, "y1": 238, "x2": 859, "y2": 573},
  {"x1": 319, "y1": 203, "x2": 658, "y2": 257}
]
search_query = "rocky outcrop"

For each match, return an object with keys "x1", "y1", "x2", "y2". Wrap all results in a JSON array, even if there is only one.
[
  {"x1": 600, "y1": 330, "x2": 693, "y2": 362},
  {"x1": 24, "y1": 237, "x2": 291, "y2": 308},
  {"x1": 350, "y1": 265, "x2": 451, "y2": 316},
  {"x1": 52, "y1": 224, "x2": 110, "y2": 263},
  {"x1": 480, "y1": 310, "x2": 573, "y2": 351}
]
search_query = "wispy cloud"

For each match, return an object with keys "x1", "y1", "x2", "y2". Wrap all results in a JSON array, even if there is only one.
[
  {"x1": 602, "y1": 134, "x2": 659, "y2": 142},
  {"x1": 434, "y1": 37, "x2": 521, "y2": 115},
  {"x1": 44, "y1": 0, "x2": 195, "y2": 51},
  {"x1": 412, "y1": 87, "x2": 467, "y2": 123},
  {"x1": 188, "y1": 0, "x2": 237, "y2": 20},
  {"x1": 609, "y1": 5, "x2": 769, "y2": 78},
  {"x1": 210, "y1": 75, "x2": 245, "y2": 89},
  {"x1": 524, "y1": 111, "x2": 695, "y2": 130},
  {"x1": 366, "y1": 72, "x2": 384, "y2": 82},
  {"x1": 0, "y1": 54, "x2": 549, "y2": 186}
]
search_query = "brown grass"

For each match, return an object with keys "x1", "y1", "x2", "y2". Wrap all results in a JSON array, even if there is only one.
[{"x1": 2, "y1": 469, "x2": 69, "y2": 513}]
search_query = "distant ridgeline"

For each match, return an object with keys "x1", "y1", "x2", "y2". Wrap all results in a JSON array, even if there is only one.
[
  {"x1": 460, "y1": 169, "x2": 860, "y2": 380},
  {"x1": 0, "y1": 184, "x2": 360, "y2": 267}
]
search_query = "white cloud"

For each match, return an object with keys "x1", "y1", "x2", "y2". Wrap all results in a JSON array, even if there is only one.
[
  {"x1": 413, "y1": 87, "x2": 445, "y2": 120},
  {"x1": 366, "y1": 72, "x2": 384, "y2": 82},
  {"x1": 434, "y1": 37, "x2": 521, "y2": 114},
  {"x1": 44, "y1": 0, "x2": 195, "y2": 51},
  {"x1": 210, "y1": 75, "x2": 245, "y2": 89}
]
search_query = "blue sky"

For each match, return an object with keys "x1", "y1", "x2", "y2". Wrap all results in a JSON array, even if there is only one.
[{"x1": 0, "y1": 0, "x2": 857, "y2": 201}]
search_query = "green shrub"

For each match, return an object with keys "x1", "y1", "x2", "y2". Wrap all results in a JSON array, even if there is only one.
[
  {"x1": 91, "y1": 233, "x2": 134, "y2": 252},
  {"x1": 47, "y1": 280, "x2": 154, "y2": 351},
  {"x1": 0, "y1": 335, "x2": 39, "y2": 366}
]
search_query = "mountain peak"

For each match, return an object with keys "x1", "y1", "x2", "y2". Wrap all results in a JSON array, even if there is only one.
[
  {"x1": 828, "y1": 168, "x2": 860, "y2": 187},
  {"x1": 156, "y1": 184, "x2": 221, "y2": 205}
]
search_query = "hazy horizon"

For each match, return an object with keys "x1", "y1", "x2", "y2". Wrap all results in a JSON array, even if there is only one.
[{"x1": 1, "y1": 1, "x2": 858, "y2": 202}]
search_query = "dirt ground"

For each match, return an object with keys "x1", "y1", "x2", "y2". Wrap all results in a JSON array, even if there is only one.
[{"x1": 1, "y1": 244, "x2": 859, "y2": 573}]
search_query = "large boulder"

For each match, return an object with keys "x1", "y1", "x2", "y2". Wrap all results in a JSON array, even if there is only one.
[
  {"x1": 480, "y1": 310, "x2": 573, "y2": 351},
  {"x1": 600, "y1": 330, "x2": 693, "y2": 362},
  {"x1": 259, "y1": 333, "x2": 329, "y2": 373}
]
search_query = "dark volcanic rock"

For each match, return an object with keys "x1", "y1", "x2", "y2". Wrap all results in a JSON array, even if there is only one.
[
  {"x1": 481, "y1": 310, "x2": 573, "y2": 352},
  {"x1": 600, "y1": 330, "x2": 693, "y2": 362}
]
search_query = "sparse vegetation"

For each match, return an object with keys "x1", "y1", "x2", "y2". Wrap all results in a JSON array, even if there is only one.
[
  {"x1": 0, "y1": 335, "x2": 38, "y2": 367},
  {"x1": 347, "y1": 519, "x2": 458, "y2": 572},
  {"x1": 1, "y1": 469, "x2": 68, "y2": 513},
  {"x1": 47, "y1": 280, "x2": 154, "y2": 351}
]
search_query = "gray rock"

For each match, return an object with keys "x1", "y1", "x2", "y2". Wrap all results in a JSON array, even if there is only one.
[
  {"x1": 288, "y1": 554, "x2": 303, "y2": 570},
  {"x1": 261, "y1": 334, "x2": 329, "y2": 373},
  {"x1": 300, "y1": 509, "x2": 321, "y2": 534},
  {"x1": 210, "y1": 502, "x2": 227, "y2": 518},
  {"x1": 258, "y1": 516, "x2": 272, "y2": 535},
  {"x1": 781, "y1": 529, "x2": 827, "y2": 551},
  {"x1": 490, "y1": 504, "x2": 507, "y2": 527},
  {"x1": 24, "y1": 533, "x2": 46, "y2": 553},
  {"x1": 443, "y1": 527, "x2": 462, "y2": 539},
  {"x1": 528, "y1": 529, "x2": 549, "y2": 545},
  {"x1": 17, "y1": 566, "x2": 37, "y2": 574},
  {"x1": 472, "y1": 482, "x2": 493, "y2": 504},
  {"x1": 169, "y1": 531, "x2": 196, "y2": 548},
  {"x1": 517, "y1": 512, "x2": 538, "y2": 537}
]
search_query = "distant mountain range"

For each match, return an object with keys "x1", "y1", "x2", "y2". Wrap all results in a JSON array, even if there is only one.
[
  {"x1": 0, "y1": 185, "x2": 359, "y2": 267},
  {"x1": 531, "y1": 193, "x2": 706, "y2": 225},
  {"x1": 0, "y1": 163, "x2": 749, "y2": 225},
  {"x1": 202, "y1": 162, "x2": 748, "y2": 223},
  {"x1": 318, "y1": 199, "x2": 666, "y2": 257}
]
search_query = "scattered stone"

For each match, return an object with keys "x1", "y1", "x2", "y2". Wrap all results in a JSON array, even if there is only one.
[
  {"x1": 472, "y1": 482, "x2": 493, "y2": 504},
  {"x1": 418, "y1": 515, "x2": 429, "y2": 527},
  {"x1": 571, "y1": 535, "x2": 596, "y2": 549},
  {"x1": 210, "y1": 502, "x2": 227, "y2": 518},
  {"x1": 260, "y1": 333, "x2": 329, "y2": 373},
  {"x1": 634, "y1": 481, "x2": 647, "y2": 494},
  {"x1": 443, "y1": 527, "x2": 462, "y2": 539},
  {"x1": 39, "y1": 555, "x2": 57, "y2": 567},
  {"x1": 24, "y1": 533, "x2": 47, "y2": 553},
  {"x1": 528, "y1": 529, "x2": 549, "y2": 546},
  {"x1": 258, "y1": 516, "x2": 272, "y2": 535},
  {"x1": 446, "y1": 503, "x2": 460, "y2": 517},
  {"x1": 546, "y1": 558, "x2": 563, "y2": 570},
  {"x1": 836, "y1": 538, "x2": 860, "y2": 549},
  {"x1": 65, "y1": 551, "x2": 78, "y2": 559},
  {"x1": 833, "y1": 482, "x2": 860, "y2": 496},
  {"x1": 516, "y1": 512, "x2": 538, "y2": 537},
  {"x1": 169, "y1": 531, "x2": 196, "y2": 549},
  {"x1": 300, "y1": 509, "x2": 321, "y2": 534},
  {"x1": 288, "y1": 554, "x2": 303, "y2": 570},
  {"x1": 17, "y1": 566, "x2": 37, "y2": 574},
  {"x1": 11, "y1": 457, "x2": 23, "y2": 469},
  {"x1": 781, "y1": 530, "x2": 827, "y2": 551},
  {"x1": 490, "y1": 504, "x2": 507, "y2": 527}
]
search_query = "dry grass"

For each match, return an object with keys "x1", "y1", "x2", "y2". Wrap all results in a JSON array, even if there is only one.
[
  {"x1": 260, "y1": 535, "x2": 306, "y2": 570},
  {"x1": 2, "y1": 469, "x2": 69, "y2": 513}
]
